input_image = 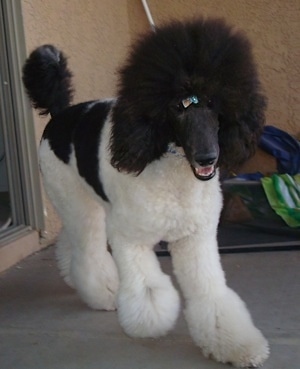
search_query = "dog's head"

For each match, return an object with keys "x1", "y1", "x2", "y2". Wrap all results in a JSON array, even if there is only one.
[{"x1": 110, "y1": 18, "x2": 266, "y2": 180}]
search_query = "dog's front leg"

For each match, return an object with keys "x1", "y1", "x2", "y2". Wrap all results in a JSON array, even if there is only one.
[
  {"x1": 110, "y1": 238, "x2": 180, "y2": 338},
  {"x1": 169, "y1": 234, "x2": 269, "y2": 368}
]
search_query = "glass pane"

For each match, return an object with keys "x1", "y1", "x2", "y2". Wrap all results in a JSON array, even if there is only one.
[{"x1": 0, "y1": 121, "x2": 12, "y2": 232}]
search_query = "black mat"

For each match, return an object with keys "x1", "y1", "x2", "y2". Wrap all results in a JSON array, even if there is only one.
[
  {"x1": 218, "y1": 221, "x2": 300, "y2": 253},
  {"x1": 155, "y1": 220, "x2": 300, "y2": 255}
]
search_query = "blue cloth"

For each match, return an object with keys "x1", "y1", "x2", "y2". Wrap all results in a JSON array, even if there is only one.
[{"x1": 259, "y1": 125, "x2": 300, "y2": 175}]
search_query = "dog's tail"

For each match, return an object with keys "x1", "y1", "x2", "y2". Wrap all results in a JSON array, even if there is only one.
[{"x1": 22, "y1": 45, "x2": 73, "y2": 117}]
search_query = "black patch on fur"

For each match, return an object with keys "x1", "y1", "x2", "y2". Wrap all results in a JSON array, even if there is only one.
[
  {"x1": 73, "y1": 102, "x2": 110, "y2": 202},
  {"x1": 110, "y1": 17, "x2": 266, "y2": 175},
  {"x1": 42, "y1": 103, "x2": 84, "y2": 163},
  {"x1": 43, "y1": 101, "x2": 111, "y2": 202}
]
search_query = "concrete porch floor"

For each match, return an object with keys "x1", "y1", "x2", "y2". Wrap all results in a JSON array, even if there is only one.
[{"x1": 0, "y1": 246, "x2": 299, "y2": 369}]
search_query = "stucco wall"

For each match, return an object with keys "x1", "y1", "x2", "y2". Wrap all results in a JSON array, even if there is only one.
[{"x1": 21, "y1": 0, "x2": 300, "y2": 240}]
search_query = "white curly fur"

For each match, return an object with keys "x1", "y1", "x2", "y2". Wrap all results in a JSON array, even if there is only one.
[{"x1": 39, "y1": 113, "x2": 269, "y2": 367}]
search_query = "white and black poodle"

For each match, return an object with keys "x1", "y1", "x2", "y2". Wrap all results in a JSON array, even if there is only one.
[{"x1": 23, "y1": 17, "x2": 269, "y2": 367}]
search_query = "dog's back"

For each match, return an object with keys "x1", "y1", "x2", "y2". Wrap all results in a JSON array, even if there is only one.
[{"x1": 23, "y1": 45, "x2": 113, "y2": 201}]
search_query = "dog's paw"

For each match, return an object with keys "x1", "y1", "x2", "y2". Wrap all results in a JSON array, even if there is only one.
[
  {"x1": 202, "y1": 326, "x2": 269, "y2": 368},
  {"x1": 117, "y1": 274, "x2": 180, "y2": 338},
  {"x1": 186, "y1": 288, "x2": 269, "y2": 367},
  {"x1": 71, "y1": 251, "x2": 119, "y2": 311},
  {"x1": 80, "y1": 273, "x2": 119, "y2": 311}
]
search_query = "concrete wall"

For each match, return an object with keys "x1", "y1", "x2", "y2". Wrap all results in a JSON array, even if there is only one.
[{"x1": 21, "y1": 0, "x2": 300, "y2": 240}]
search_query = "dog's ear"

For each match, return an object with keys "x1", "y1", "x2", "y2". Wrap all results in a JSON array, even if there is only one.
[
  {"x1": 110, "y1": 102, "x2": 171, "y2": 174},
  {"x1": 218, "y1": 91, "x2": 266, "y2": 173}
]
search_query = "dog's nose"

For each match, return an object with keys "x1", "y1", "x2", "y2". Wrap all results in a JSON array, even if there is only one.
[{"x1": 195, "y1": 153, "x2": 217, "y2": 167}]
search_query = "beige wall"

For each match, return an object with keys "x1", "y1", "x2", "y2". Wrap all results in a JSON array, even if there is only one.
[{"x1": 21, "y1": 0, "x2": 300, "y2": 240}]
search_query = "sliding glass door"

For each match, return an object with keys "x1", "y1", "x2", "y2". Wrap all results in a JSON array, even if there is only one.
[
  {"x1": 0, "y1": 119, "x2": 11, "y2": 232},
  {"x1": 0, "y1": 0, "x2": 44, "y2": 245}
]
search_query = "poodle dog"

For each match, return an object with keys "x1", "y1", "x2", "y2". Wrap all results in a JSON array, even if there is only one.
[{"x1": 23, "y1": 17, "x2": 269, "y2": 367}]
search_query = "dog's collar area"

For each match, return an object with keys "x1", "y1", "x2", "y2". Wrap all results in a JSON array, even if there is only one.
[{"x1": 181, "y1": 95, "x2": 199, "y2": 109}]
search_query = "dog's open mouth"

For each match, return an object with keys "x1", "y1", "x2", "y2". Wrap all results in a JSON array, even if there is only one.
[{"x1": 192, "y1": 164, "x2": 216, "y2": 181}]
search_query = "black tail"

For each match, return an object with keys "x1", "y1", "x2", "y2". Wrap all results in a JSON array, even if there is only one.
[{"x1": 22, "y1": 45, "x2": 73, "y2": 117}]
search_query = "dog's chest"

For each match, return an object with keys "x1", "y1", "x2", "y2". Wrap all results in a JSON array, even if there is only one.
[
  {"x1": 141, "y1": 175, "x2": 221, "y2": 241},
  {"x1": 105, "y1": 155, "x2": 222, "y2": 243}
]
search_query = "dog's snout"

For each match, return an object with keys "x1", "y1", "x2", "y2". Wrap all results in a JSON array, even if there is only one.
[{"x1": 195, "y1": 153, "x2": 218, "y2": 167}]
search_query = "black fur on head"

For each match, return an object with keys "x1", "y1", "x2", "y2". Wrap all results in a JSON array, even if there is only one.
[{"x1": 110, "y1": 17, "x2": 266, "y2": 177}]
